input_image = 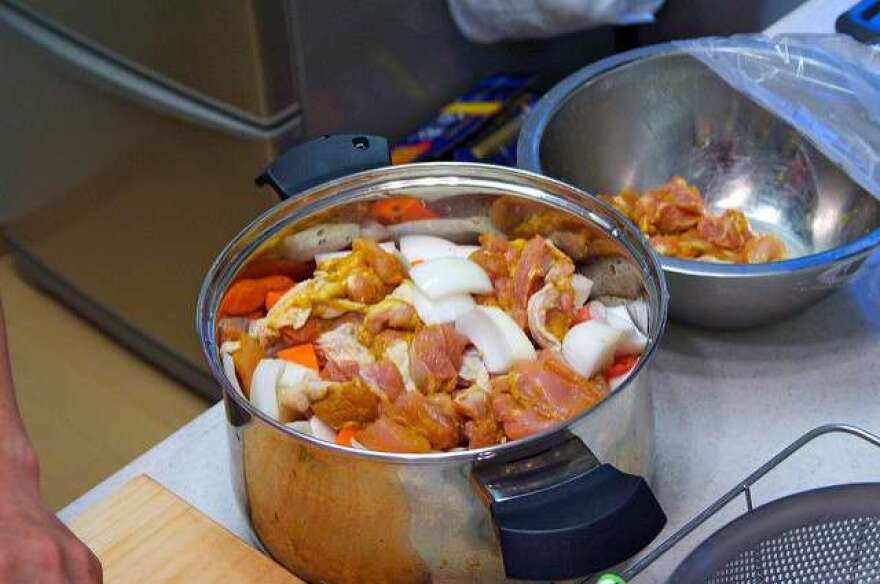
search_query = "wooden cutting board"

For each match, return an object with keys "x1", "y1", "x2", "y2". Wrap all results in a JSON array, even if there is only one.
[{"x1": 67, "y1": 475, "x2": 304, "y2": 583}]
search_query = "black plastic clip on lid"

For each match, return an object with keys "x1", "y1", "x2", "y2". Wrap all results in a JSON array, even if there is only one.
[{"x1": 256, "y1": 134, "x2": 390, "y2": 200}]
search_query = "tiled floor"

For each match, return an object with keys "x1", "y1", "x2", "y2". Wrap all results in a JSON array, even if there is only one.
[{"x1": 0, "y1": 256, "x2": 208, "y2": 510}]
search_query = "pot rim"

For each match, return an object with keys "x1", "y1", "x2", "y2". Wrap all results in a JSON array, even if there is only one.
[
  {"x1": 196, "y1": 162, "x2": 669, "y2": 465},
  {"x1": 517, "y1": 42, "x2": 880, "y2": 279}
]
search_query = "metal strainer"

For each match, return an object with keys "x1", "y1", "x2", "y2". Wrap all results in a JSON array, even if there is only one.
[
  {"x1": 672, "y1": 483, "x2": 880, "y2": 583},
  {"x1": 600, "y1": 424, "x2": 880, "y2": 583}
]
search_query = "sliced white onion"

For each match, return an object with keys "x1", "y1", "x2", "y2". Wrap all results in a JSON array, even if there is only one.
[
  {"x1": 286, "y1": 421, "x2": 312, "y2": 435},
  {"x1": 585, "y1": 300, "x2": 608, "y2": 322},
  {"x1": 455, "y1": 306, "x2": 535, "y2": 374},
  {"x1": 313, "y1": 250, "x2": 350, "y2": 265},
  {"x1": 606, "y1": 306, "x2": 649, "y2": 356},
  {"x1": 399, "y1": 235, "x2": 458, "y2": 264},
  {"x1": 572, "y1": 274, "x2": 594, "y2": 307},
  {"x1": 389, "y1": 280, "x2": 416, "y2": 303},
  {"x1": 250, "y1": 359, "x2": 286, "y2": 419},
  {"x1": 609, "y1": 369, "x2": 634, "y2": 391},
  {"x1": 248, "y1": 318, "x2": 266, "y2": 339},
  {"x1": 482, "y1": 307, "x2": 536, "y2": 362},
  {"x1": 412, "y1": 286, "x2": 475, "y2": 325},
  {"x1": 398, "y1": 235, "x2": 479, "y2": 264},
  {"x1": 220, "y1": 340, "x2": 241, "y2": 354},
  {"x1": 314, "y1": 241, "x2": 396, "y2": 266},
  {"x1": 309, "y1": 416, "x2": 337, "y2": 442},
  {"x1": 562, "y1": 320, "x2": 623, "y2": 378},
  {"x1": 455, "y1": 308, "x2": 508, "y2": 373},
  {"x1": 410, "y1": 258, "x2": 492, "y2": 299},
  {"x1": 221, "y1": 352, "x2": 242, "y2": 395},
  {"x1": 454, "y1": 245, "x2": 480, "y2": 259}
]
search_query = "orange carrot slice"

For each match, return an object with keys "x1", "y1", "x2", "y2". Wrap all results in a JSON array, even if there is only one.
[
  {"x1": 336, "y1": 426, "x2": 360, "y2": 447},
  {"x1": 265, "y1": 290, "x2": 284, "y2": 310},
  {"x1": 370, "y1": 197, "x2": 438, "y2": 225},
  {"x1": 276, "y1": 343, "x2": 320, "y2": 370},
  {"x1": 219, "y1": 276, "x2": 294, "y2": 317}
]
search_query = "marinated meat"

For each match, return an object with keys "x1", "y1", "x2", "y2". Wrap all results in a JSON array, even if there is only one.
[
  {"x1": 358, "y1": 238, "x2": 405, "y2": 285},
  {"x1": 363, "y1": 298, "x2": 420, "y2": 335},
  {"x1": 697, "y1": 209, "x2": 751, "y2": 251},
  {"x1": 491, "y1": 351, "x2": 607, "y2": 441},
  {"x1": 360, "y1": 360, "x2": 406, "y2": 401},
  {"x1": 311, "y1": 379, "x2": 381, "y2": 429},
  {"x1": 744, "y1": 234, "x2": 786, "y2": 263},
  {"x1": 322, "y1": 359, "x2": 361, "y2": 382},
  {"x1": 382, "y1": 392, "x2": 462, "y2": 450},
  {"x1": 453, "y1": 384, "x2": 501, "y2": 448},
  {"x1": 355, "y1": 416, "x2": 432, "y2": 453},
  {"x1": 491, "y1": 393, "x2": 557, "y2": 440},
  {"x1": 223, "y1": 222, "x2": 648, "y2": 454},
  {"x1": 602, "y1": 177, "x2": 786, "y2": 264},
  {"x1": 262, "y1": 237, "x2": 406, "y2": 342},
  {"x1": 231, "y1": 334, "x2": 265, "y2": 397},
  {"x1": 317, "y1": 323, "x2": 374, "y2": 367},
  {"x1": 279, "y1": 318, "x2": 325, "y2": 345},
  {"x1": 472, "y1": 235, "x2": 575, "y2": 333},
  {"x1": 346, "y1": 270, "x2": 387, "y2": 304},
  {"x1": 408, "y1": 324, "x2": 469, "y2": 394}
]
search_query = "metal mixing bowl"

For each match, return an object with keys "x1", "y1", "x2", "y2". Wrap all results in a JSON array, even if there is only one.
[{"x1": 519, "y1": 43, "x2": 880, "y2": 328}]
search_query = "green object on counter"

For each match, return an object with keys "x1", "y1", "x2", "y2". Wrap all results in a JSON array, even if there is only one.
[{"x1": 597, "y1": 574, "x2": 627, "y2": 584}]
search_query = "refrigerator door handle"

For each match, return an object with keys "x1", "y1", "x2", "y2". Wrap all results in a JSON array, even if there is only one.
[{"x1": 0, "y1": 3, "x2": 296, "y2": 140}]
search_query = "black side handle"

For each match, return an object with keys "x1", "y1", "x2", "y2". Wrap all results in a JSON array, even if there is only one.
[
  {"x1": 492, "y1": 463, "x2": 666, "y2": 581},
  {"x1": 256, "y1": 134, "x2": 390, "y2": 200}
]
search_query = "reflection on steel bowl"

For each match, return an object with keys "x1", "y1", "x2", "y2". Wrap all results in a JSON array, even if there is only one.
[
  {"x1": 519, "y1": 43, "x2": 880, "y2": 329},
  {"x1": 197, "y1": 137, "x2": 669, "y2": 582}
]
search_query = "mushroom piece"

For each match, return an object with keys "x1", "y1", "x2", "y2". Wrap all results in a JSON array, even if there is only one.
[
  {"x1": 282, "y1": 223, "x2": 361, "y2": 262},
  {"x1": 364, "y1": 217, "x2": 501, "y2": 243},
  {"x1": 579, "y1": 257, "x2": 643, "y2": 300}
]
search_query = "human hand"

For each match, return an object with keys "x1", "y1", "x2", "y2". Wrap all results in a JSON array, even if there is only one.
[{"x1": 0, "y1": 447, "x2": 102, "y2": 583}]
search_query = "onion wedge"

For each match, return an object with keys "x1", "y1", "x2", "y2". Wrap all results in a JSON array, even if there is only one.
[
  {"x1": 562, "y1": 321, "x2": 622, "y2": 378},
  {"x1": 410, "y1": 258, "x2": 492, "y2": 299}
]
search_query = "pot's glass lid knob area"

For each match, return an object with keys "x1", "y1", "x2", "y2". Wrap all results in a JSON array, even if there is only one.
[{"x1": 472, "y1": 434, "x2": 666, "y2": 580}]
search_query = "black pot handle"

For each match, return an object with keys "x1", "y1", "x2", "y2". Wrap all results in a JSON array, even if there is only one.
[
  {"x1": 255, "y1": 134, "x2": 390, "y2": 200},
  {"x1": 474, "y1": 436, "x2": 666, "y2": 581}
]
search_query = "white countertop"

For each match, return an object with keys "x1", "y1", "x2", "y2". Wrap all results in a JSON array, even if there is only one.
[{"x1": 60, "y1": 1, "x2": 878, "y2": 581}]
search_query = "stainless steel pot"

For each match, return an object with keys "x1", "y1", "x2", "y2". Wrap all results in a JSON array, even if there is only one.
[
  {"x1": 197, "y1": 135, "x2": 670, "y2": 582},
  {"x1": 518, "y1": 43, "x2": 880, "y2": 329}
]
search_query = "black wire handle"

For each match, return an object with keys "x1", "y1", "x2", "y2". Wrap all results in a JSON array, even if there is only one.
[{"x1": 594, "y1": 423, "x2": 880, "y2": 583}]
